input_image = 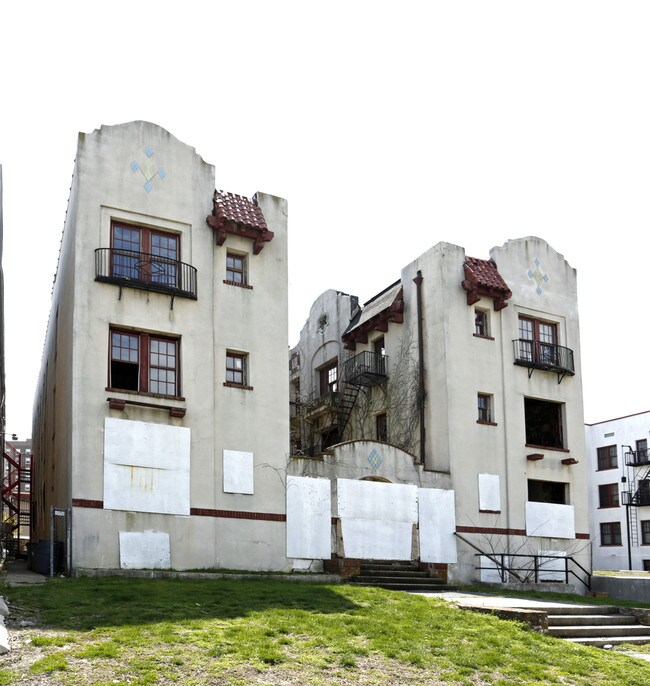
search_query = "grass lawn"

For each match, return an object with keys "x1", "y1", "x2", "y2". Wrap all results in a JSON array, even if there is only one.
[{"x1": 2, "y1": 577, "x2": 650, "y2": 685}]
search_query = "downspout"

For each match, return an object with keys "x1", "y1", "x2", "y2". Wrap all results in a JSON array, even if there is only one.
[{"x1": 413, "y1": 271, "x2": 425, "y2": 465}]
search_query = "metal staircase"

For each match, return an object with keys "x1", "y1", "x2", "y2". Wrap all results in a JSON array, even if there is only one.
[{"x1": 1, "y1": 441, "x2": 31, "y2": 556}]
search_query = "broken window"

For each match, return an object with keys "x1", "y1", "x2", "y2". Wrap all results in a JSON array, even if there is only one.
[
  {"x1": 528, "y1": 479, "x2": 568, "y2": 505},
  {"x1": 524, "y1": 397, "x2": 564, "y2": 449}
]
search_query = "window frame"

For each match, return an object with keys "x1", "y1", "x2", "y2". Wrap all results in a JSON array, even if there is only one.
[
  {"x1": 598, "y1": 483, "x2": 620, "y2": 509},
  {"x1": 319, "y1": 361, "x2": 338, "y2": 396},
  {"x1": 108, "y1": 328, "x2": 181, "y2": 399},
  {"x1": 111, "y1": 221, "x2": 180, "y2": 288},
  {"x1": 600, "y1": 521, "x2": 622, "y2": 546},
  {"x1": 597, "y1": 445, "x2": 618, "y2": 471},
  {"x1": 477, "y1": 393, "x2": 495, "y2": 425},
  {"x1": 642, "y1": 520, "x2": 650, "y2": 545},
  {"x1": 474, "y1": 309, "x2": 490, "y2": 338},
  {"x1": 225, "y1": 251, "x2": 251, "y2": 288},
  {"x1": 518, "y1": 315, "x2": 558, "y2": 365},
  {"x1": 637, "y1": 439, "x2": 648, "y2": 462},
  {"x1": 524, "y1": 397, "x2": 565, "y2": 450},
  {"x1": 376, "y1": 412, "x2": 388, "y2": 442},
  {"x1": 225, "y1": 352, "x2": 250, "y2": 388}
]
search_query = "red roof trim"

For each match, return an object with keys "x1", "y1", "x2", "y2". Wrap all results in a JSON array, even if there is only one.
[
  {"x1": 342, "y1": 287, "x2": 404, "y2": 351},
  {"x1": 462, "y1": 257, "x2": 512, "y2": 311},
  {"x1": 206, "y1": 190, "x2": 274, "y2": 254}
]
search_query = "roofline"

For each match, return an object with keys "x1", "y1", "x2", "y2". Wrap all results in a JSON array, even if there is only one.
[
  {"x1": 585, "y1": 410, "x2": 650, "y2": 426},
  {"x1": 362, "y1": 278, "x2": 401, "y2": 307}
]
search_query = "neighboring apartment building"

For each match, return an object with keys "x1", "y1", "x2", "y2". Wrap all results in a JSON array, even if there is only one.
[
  {"x1": 289, "y1": 238, "x2": 591, "y2": 587},
  {"x1": 32, "y1": 122, "x2": 290, "y2": 572},
  {"x1": 585, "y1": 411, "x2": 650, "y2": 571}
]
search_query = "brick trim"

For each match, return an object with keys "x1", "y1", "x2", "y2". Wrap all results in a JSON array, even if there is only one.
[
  {"x1": 190, "y1": 508, "x2": 285, "y2": 522},
  {"x1": 72, "y1": 499, "x2": 104, "y2": 509},
  {"x1": 575, "y1": 533, "x2": 590, "y2": 540},
  {"x1": 457, "y1": 525, "x2": 527, "y2": 536}
]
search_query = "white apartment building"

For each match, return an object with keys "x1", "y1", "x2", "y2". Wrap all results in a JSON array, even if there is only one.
[{"x1": 586, "y1": 411, "x2": 650, "y2": 571}]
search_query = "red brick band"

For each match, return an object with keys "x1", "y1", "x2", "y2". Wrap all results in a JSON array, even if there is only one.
[
  {"x1": 190, "y1": 508, "x2": 285, "y2": 522},
  {"x1": 72, "y1": 499, "x2": 104, "y2": 509}
]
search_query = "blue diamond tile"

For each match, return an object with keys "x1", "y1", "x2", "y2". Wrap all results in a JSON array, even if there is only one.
[
  {"x1": 144, "y1": 181, "x2": 152, "y2": 193},
  {"x1": 158, "y1": 168, "x2": 167, "y2": 179},
  {"x1": 368, "y1": 449, "x2": 383, "y2": 472},
  {"x1": 130, "y1": 160, "x2": 139, "y2": 172},
  {"x1": 145, "y1": 146, "x2": 154, "y2": 157}
]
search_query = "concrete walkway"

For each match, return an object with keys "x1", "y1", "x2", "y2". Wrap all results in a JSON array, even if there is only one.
[{"x1": 3, "y1": 558, "x2": 47, "y2": 587}]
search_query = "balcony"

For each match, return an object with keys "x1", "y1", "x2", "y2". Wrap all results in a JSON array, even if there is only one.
[
  {"x1": 622, "y1": 489, "x2": 650, "y2": 507},
  {"x1": 625, "y1": 448, "x2": 650, "y2": 467},
  {"x1": 342, "y1": 351, "x2": 388, "y2": 387},
  {"x1": 304, "y1": 391, "x2": 338, "y2": 421},
  {"x1": 512, "y1": 339, "x2": 574, "y2": 381},
  {"x1": 95, "y1": 248, "x2": 197, "y2": 300}
]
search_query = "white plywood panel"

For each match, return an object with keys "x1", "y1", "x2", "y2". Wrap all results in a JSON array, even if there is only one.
[
  {"x1": 223, "y1": 450, "x2": 254, "y2": 494},
  {"x1": 119, "y1": 531, "x2": 171, "y2": 569},
  {"x1": 480, "y1": 555, "x2": 508, "y2": 583},
  {"x1": 418, "y1": 488, "x2": 458, "y2": 563},
  {"x1": 104, "y1": 418, "x2": 191, "y2": 515},
  {"x1": 537, "y1": 550, "x2": 566, "y2": 581},
  {"x1": 286, "y1": 476, "x2": 331, "y2": 559},
  {"x1": 337, "y1": 479, "x2": 418, "y2": 522},
  {"x1": 341, "y1": 518, "x2": 413, "y2": 560},
  {"x1": 525, "y1": 502, "x2": 575, "y2": 539},
  {"x1": 478, "y1": 474, "x2": 501, "y2": 512}
]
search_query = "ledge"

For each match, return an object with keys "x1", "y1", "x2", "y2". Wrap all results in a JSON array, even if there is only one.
[
  {"x1": 107, "y1": 397, "x2": 186, "y2": 418},
  {"x1": 223, "y1": 382, "x2": 254, "y2": 391}
]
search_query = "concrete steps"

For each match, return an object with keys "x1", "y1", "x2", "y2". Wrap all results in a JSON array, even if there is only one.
[
  {"x1": 349, "y1": 560, "x2": 459, "y2": 592},
  {"x1": 546, "y1": 605, "x2": 650, "y2": 647}
]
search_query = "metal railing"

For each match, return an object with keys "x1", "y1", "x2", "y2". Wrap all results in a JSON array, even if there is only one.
[
  {"x1": 342, "y1": 351, "x2": 388, "y2": 386},
  {"x1": 625, "y1": 448, "x2": 650, "y2": 467},
  {"x1": 473, "y1": 552, "x2": 591, "y2": 590},
  {"x1": 512, "y1": 339, "x2": 574, "y2": 375},
  {"x1": 622, "y1": 489, "x2": 650, "y2": 507},
  {"x1": 95, "y1": 248, "x2": 197, "y2": 299}
]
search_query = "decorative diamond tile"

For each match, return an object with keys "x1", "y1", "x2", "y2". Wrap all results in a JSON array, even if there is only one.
[
  {"x1": 130, "y1": 147, "x2": 166, "y2": 192},
  {"x1": 368, "y1": 448, "x2": 383, "y2": 472},
  {"x1": 527, "y1": 258, "x2": 550, "y2": 295}
]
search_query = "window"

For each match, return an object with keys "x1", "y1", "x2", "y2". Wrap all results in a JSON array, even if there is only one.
[
  {"x1": 225, "y1": 252, "x2": 247, "y2": 285},
  {"x1": 475, "y1": 309, "x2": 489, "y2": 337},
  {"x1": 642, "y1": 521, "x2": 650, "y2": 545},
  {"x1": 597, "y1": 445, "x2": 618, "y2": 470},
  {"x1": 644, "y1": 560, "x2": 650, "y2": 572},
  {"x1": 518, "y1": 316, "x2": 558, "y2": 365},
  {"x1": 528, "y1": 479, "x2": 568, "y2": 505},
  {"x1": 638, "y1": 439, "x2": 648, "y2": 462},
  {"x1": 524, "y1": 398, "x2": 564, "y2": 449},
  {"x1": 477, "y1": 393, "x2": 494, "y2": 424},
  {"x1": 600, "y1": 522, "x2": 622, "y2": 546},
  {"x1": 112, "y1": 222, "x2": 179, "y2": 287},
  {"x1": 109, "y1": 329, "x2": 180, "y2": 397},
  {"x1": 376, "y1": 413, "x2": 388, "y2": 442},
  {"x1": 226, "y1": 352, "x2": 248, "y2": 387},
  {"x1": 598, "y1": 483, "x2": 620, "y2": 508},
  {"x1": 319, "y1": 361, "x2": 338, "y2": 396},
  {"x1": 373, "y1": 337, "x2": 387, "y2": 375}
]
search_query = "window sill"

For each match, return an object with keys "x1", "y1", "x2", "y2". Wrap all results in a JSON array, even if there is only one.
[
  {"x1": 477, "y1": 420, "x2": 498, "y2": 426},
  {"x1": 596, "y1": 467, "x2": 618, "y2": 472},
  {"x1": 598, "y1": 505, "x2": 620, "y2": 509},
  {"x1": 525, "y1": 443, "x2": 569, "y2": 453},
  {"x1": 600, "y1": 544, "x2": 623, "y2": 547},
  {"x1": 479, "y1": 509, "x2": 501, "y2": 514},
  {"x1": 107, "y1": 397, "x2": 186, "y2": 418},
  {"x1": 223, "y1": 382, "x2": 254, "y2": 391},
  {"x1": 223, "y1": 280, "x2": 253, "y2": 290},
  {"x1": 473, "y1": 334, "x2": 495, "y2": 340}
]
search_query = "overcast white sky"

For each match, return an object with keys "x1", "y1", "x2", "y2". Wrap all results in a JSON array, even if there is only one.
[{"x1": 1, "y1": 2, "x2": 649, "y2": 439}]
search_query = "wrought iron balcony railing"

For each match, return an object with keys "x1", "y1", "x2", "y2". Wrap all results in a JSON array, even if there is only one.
[
  {"x1": 625, "y1": 449, "x2": 650, "y2": 467},
  {"x1": 95, "y1": 248, "x2": 197, "y2": 299},
  {"x1": 512, "y1": 339, "x2": 574, "y2": 378},
  {"x1": 342, "y1": 351, "x2": 388, "y2": 386}
]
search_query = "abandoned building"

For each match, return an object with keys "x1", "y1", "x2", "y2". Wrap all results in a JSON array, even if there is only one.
[{"x1": 288, "y1": 238, "x2": 591, "y2": 587}]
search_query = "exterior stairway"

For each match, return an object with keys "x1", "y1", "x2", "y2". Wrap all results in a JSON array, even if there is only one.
[
  {"x1": 349, "y1": 559, "x2": 458, "y2": 592},
  {"x1": 546, "y1": 605, "x2": 650, "y2": 647}
]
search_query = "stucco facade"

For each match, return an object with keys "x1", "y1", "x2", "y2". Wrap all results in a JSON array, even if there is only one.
[
  {"x1": 289, "y1": 238, "x2": 591, "y2": 587},
  {"x1": 586, "y1": 411, "x2": 650, "y2": 571},
  {"x1": 32, "y1": 122, "x2": 290, "y2": 572}
]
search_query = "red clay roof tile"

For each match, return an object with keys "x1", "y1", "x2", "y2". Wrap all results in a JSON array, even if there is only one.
[{"x1": 213, "y1": 190, "x2": 267, "y2": 231}]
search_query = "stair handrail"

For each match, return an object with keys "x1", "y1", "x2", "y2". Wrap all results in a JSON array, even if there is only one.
[{"x1": 454, "y1": 532, "x2": 526, "y2": 582}]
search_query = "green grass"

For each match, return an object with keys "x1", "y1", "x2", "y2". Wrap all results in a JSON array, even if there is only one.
[{"x1": 3, "y1": 577, "x2": 650, "y2": 684}]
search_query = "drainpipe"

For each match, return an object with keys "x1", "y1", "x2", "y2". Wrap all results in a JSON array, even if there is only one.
[{"x1": 413, "y1": 271, "x2": 425, "y2": 465}]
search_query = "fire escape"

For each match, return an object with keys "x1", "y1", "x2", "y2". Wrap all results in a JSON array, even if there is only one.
[
  {"x1": 1, "y1": 441, "x2": 31, "y2": 556},
  {"x1": 301, "y1": 351, "x2": 388, "y2": 455},
  {"x1": 621, "y1": 445, "x2": 650, "y2": 546}
]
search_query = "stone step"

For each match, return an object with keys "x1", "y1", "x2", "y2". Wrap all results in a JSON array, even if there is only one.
[
  {"x1": 565, "y1": 636, "x2": 650, "y2": 648},
  {"x1": 352, "y1": 581, "x2": 459, "y2": 592},
  {"x1": 354, "y1": 575, "x2": 445, "y2": 585},
  {"x1": 543, "y1": 605, "x2": 621, "y2": 616},
  {"x1": 355, "y1": 569, "x2": 430, "y2": 579},
  {"x1": 549, "y1": 624, "x2": 650, "y2": 639},
  {"x1": 549, "y1": 614, "x2": 639, "y2": 627}
]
